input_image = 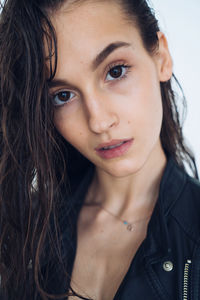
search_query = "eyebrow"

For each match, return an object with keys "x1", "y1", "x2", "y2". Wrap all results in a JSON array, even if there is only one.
[
  {"x1": 92, "y1": 41, "x2": 131, "y2": 71},
  {"x1": 49, "y1": 41, "x2": 131, "y2": 88}
]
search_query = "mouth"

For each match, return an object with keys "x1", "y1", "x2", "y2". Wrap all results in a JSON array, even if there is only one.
[{"x1": 95, "y1": 138, "x2": 133, "y2": 159}]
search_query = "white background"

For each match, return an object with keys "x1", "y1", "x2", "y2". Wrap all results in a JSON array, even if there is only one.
[{"x1": 150, "y1": 0, "x2": 200, "y2": 174}]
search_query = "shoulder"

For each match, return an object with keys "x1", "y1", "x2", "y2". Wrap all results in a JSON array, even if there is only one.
[
  {"x1": 165, "y1": 162, "x2": 200, "y2": 243},
  {"x1": 183, "y1": 173, "x2": 200, "y2": 201}
]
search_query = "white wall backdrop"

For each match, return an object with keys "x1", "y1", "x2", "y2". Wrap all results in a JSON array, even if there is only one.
[{"x1": 150, "y1": 0, "x2": 200, "y2": 174}]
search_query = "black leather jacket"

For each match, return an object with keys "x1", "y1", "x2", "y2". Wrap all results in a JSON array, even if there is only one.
[{"x1": 41, "y1": 157, "x2": 200, "y2": 300}]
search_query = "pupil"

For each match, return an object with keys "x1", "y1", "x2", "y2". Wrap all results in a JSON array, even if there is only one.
[
  {"x1": 58, "y1": 91, "x2": 70, "y2": 102},
  {"x1": 110, "y1": 66, "x2": 122, "y2": 78}
]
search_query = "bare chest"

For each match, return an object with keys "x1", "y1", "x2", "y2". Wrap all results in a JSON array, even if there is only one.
[{"x1": 68, "y1": 219, "x2": 148, "y2": 300}]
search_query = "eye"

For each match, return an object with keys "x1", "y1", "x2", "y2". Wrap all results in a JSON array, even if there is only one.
[
  {"x1": 106, "y1": 64, "x2": 131, "y2": 82},
  {"x1": 52, "y1": 90, "x2": 75, "y2": 106}
]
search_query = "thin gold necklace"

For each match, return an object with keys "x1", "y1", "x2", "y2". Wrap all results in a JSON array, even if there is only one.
[{"x1": 98, "y1": 204, "x2": 152, "y2": 232}]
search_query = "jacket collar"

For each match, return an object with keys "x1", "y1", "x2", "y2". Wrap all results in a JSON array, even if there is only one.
[{"x1": 142, "y1": 157, "x2": 187, "y2": 263}]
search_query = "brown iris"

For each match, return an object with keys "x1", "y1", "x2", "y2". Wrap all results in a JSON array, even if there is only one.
[
  {"x1": 109, "y1": 66, "x2": 123, "y2": 78},
  {"x1": 57, "y1": 91, "x2": 71, "y2": 102}
]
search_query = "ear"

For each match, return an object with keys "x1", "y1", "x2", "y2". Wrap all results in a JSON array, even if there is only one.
[{"x1": 155, "y1": 32, "x2": 173, "y2": 82}]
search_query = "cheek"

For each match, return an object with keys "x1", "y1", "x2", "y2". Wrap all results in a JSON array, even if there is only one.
[
  {"x1": 54, "y1": 108, "x2": 88, "y2": 150},
  {"x1": 54, "y1": 109, "x2": 75, "y2": 142},
  {"x1": 137, "y1": 70, "x2": 163, "y2": 123},
  {"x1": 137, "y1": 96, "x2": 163, "y2": 148},
  {"x1": 139, "y1": 96, "x2": 162, "y2": 138},
  {"x1": 125, "y1": 75, "x2": 163, "y2": 139}
]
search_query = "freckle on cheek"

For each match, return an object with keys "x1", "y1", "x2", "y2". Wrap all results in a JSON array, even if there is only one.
[
  {"x1": 79, "y1": 132, "x2": 83, "y2": 136},
  {"x1": 128, "y1": 121, "x2": 131, "y2": 124}
]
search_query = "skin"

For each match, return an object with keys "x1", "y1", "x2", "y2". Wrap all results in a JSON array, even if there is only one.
[{"x1": 49, "y1": 1, "x2": 173, "y2": 298}]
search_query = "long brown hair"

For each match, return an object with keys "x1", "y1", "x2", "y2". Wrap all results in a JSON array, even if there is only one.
[{"x1": 0, "y1": 0, "x2": 198, "y2": 299}]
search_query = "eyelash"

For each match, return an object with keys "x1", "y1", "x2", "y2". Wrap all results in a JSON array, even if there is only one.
[
  {"x1": 105, "y1": 62, "x2": 131, "y2": 82},
  {"x1": 52, "y1": 62, "x2": 132, "y2": 107}
]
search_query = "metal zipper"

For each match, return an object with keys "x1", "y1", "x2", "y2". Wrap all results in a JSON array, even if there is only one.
[{"x1": 183, "y1": 259, "x2": 192, "y2": 300}]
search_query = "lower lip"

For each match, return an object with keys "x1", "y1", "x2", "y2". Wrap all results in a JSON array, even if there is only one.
[{"x1": 95, "y1": 139, "x2": 133, "y2": 159}]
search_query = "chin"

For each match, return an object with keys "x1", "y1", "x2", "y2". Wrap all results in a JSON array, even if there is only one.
[{"x1": 101, "y1": 157, "x2": 145, "y2": 178}]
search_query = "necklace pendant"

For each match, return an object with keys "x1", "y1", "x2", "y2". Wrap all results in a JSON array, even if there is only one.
[
  {"x1": 123, "y1": 221, "x2": 134, "y2": 231},
  {"x1": 127, "y1": 223, "x2": 134, "y2": 231}
]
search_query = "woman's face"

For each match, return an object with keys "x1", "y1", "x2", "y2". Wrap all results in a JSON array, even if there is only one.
[{"x1": 49, "y1": 1, "x2": 172, "y2": 177}]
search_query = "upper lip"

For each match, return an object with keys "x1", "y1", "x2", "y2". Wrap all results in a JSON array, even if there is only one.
[{"x1": 95, "y1": 138, "x2": 133, "y2": 150}]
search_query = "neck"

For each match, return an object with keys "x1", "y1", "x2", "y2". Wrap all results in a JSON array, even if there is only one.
[{"x1": 84, "y1": 142, "x2": 167, "y2": 220}]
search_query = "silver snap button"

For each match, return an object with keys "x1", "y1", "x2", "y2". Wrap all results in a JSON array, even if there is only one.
[{"x1": 163, "y1": 261, "x2": 173, "y2": 272}]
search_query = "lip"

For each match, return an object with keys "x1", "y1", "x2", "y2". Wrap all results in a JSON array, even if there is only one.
[
  {"x1": 95, "y1": 138, "x2": 134, "y2": 159},
  {"x1": 95, "y1": 139, "x2": 132, "y2": 150}
]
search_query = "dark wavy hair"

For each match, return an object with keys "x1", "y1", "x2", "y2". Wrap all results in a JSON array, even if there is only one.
[{"x1": 0, "y1": 0, "x2": 198, "y2": 299}]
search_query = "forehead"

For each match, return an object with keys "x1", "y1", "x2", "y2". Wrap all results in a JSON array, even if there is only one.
[
  {"x1": 49, "y1": 0, "x2": 138, "y2": 50},
  {"x1": 46, "y1": 0, "x2": 143, "y2": 78},
  {"x1": 51, "y1": 0, "x2": 128, "y2": 23},
  {"x1": 52, "y1": 0, "x2": 121, "y2": 13}
]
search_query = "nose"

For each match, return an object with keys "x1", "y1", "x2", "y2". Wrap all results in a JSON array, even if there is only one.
[{"x1": 84, "y1": 93, "x2": 119, "y2": 134}]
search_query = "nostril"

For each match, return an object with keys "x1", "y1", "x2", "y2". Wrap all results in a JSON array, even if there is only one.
[
  {"x1": 89, "y1": 115, "x2": 118, "y2": 134},
  {"x1": 88, "y1": 105, "x2": 119, "y2": 132}
]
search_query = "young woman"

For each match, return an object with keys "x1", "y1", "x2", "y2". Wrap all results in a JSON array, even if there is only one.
[{"x1": 0, "y1": 0, "x2": 200, "y2": 299}]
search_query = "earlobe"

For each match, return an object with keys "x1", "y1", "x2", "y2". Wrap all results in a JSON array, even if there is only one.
[{"x1": 156, "y1": 32, "x2": 173, "y2": 82}]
